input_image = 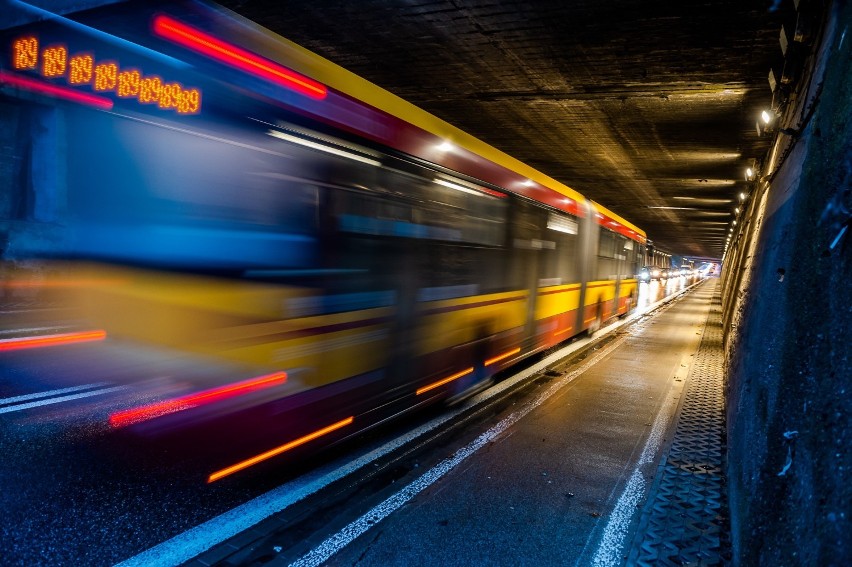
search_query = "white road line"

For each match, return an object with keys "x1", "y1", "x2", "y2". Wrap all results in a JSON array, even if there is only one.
[
  {"x1": 115, "y1": 319, "x2": 636, "y2": 567},
  {"x1": 0, "y1": 326, "x2": 69, "y2": 336},
  {"x1": 0, "y1": 383, "x2": 110, "y2": 406},
  {"x1": 0, "y1": 308, "x2": 67, "y2": 314},
  {"x1": 113, "y1": 335, "x2": 608, "y2": 567},
  {"x1": 288, "y1": 334, "x2": 630, "y2": 567},
  {"x1": 0, "y1": 386, "x2": 126, "y2": 414},
  {"x1": 116, "y1": 285, "x2": 697, "y2": 567},
  {"x1": 589, "y1": 394, "x2": 678, "y2": 567},
  {"x1": 589, "y1": 297, "x2": 706, "y2": 566}
]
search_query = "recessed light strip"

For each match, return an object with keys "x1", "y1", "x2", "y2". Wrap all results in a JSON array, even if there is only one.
[{"x1": 268, "y1": 130, "x2": 381, "y2": 166}]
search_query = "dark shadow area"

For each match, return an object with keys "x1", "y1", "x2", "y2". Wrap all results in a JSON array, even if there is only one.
[{"x1": 723, "y1": 2, "x2": 851, "y2": 564}]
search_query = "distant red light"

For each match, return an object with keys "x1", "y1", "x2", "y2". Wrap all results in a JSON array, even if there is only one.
[
  {"x1": 0, "y1": 71, "x2": 113, "y2": 109},
  {"x1": 476, "y1": 186, "x2": 507, "y2": 198},
  {"x1": 151, "y1": 14, "x2": 327, "y2": 100},
  {"x1": 0, "y1": 330, "x2": 107, "y2": 352},
  {"x1": 108, "y1": 371, "x2": 288, "y2": 428}
]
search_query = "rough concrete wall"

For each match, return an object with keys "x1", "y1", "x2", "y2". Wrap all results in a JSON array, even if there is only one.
[{"x1": 724, "y1": 2, "x2": 851, "y2": 565}]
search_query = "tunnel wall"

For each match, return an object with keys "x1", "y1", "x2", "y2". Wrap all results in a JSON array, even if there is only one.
[{"x1": 721, "y1": 1, "x2": 851, "y2": 564}]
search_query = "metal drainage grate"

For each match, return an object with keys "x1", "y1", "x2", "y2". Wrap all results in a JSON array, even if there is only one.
[{"x1": 625, "y1": 287, "x2": 730, "y2": 566}]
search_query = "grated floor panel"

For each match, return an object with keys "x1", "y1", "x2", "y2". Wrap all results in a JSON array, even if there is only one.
[{"x1": 625, "y1": 283, "x2": 731, "y2": 566}]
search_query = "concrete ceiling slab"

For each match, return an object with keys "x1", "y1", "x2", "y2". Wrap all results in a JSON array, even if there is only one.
[{"x1": 221, "y1": 0, "x2": 792, "y2": 259}]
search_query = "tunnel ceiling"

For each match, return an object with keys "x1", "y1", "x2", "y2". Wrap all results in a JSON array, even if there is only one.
[{"x1": 221, "y1": 0, "x2": 793, "y2": 260}]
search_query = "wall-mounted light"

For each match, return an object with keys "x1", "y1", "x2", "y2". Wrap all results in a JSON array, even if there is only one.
[
  {"x1": 739, "y1": 192, "x2": 747, "y2": 201},
  {"x1": 745, "y1": 167, "x2": 754, "y2": 180},
  {"x1": 755, "y1": 109, "x2": 776, "y2": 136},
  {"x1": 735, "y1": 207, "x2": 740, "y2": 214},
  {"x1": 437, "y1": 141, "x2": 454, "y2": 152}
]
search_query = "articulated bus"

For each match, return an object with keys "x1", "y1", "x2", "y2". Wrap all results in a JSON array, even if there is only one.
[{"x1": 0, "y1": 0, "x2": 645, "y2": 481}]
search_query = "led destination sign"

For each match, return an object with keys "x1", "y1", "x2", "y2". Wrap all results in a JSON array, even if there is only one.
[{"x1": 10, "y1": 36, "x2": 201, "y2": 114}]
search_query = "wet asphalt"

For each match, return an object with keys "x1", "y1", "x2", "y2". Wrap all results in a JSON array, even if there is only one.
[
  {"x1": 0, "y1": 278, "x2": 704, "y2": 566},
  {"x1": 278, "y1": 281, "x2": 712, "y2": 566}
]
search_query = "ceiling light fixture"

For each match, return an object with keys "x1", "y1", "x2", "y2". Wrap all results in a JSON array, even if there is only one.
[{"x1": 672, "y1": 197, "x2": 733, "y2": 204}]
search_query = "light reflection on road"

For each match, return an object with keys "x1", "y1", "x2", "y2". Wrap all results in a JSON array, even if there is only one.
[{"x1": 636, "y1": 275, "x2": 703, "y2": 313}]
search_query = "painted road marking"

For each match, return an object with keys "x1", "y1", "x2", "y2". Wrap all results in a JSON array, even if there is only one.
[
  {"x1": 0, "y1": 383, "x2": 109, "y2": 406},
  {"x1": 0, "y1": 326, "x2": 69, "y2": 335},
  {"x1": 287, "y1": 332, "x2": 633, "y2": 567},
  {"x1": 0, "y1": 386, "x2": 126, "y2": 414},
  {"x1": 115, "y1": 327, "x2": 629, "y2": 567},
  {"x1": 116, "y1": 281, "x2": 702, "y2": 567},
  {"x1": 589, "y1": 291, "x2": 707, "y2": 567},
  {"x1": 588, "y1": 386, "x2": 681, "y2": 567}
]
